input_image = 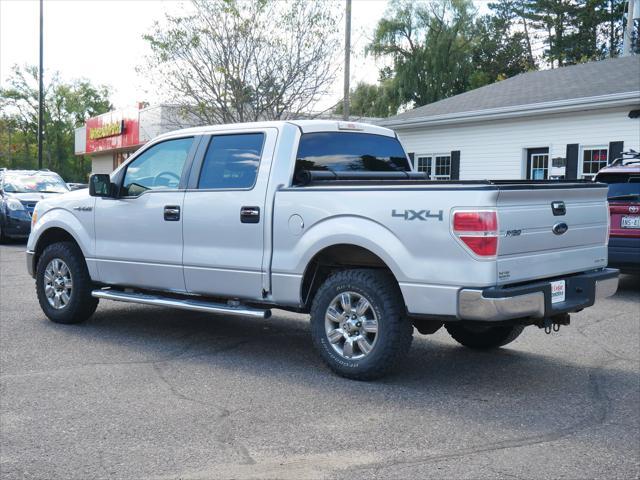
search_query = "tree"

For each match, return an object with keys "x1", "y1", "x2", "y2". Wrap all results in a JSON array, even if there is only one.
[
  {"x1": 506, "y1": 0, "x2": 630, "y2": 67},
  {"x1": 470, "y1": 6, "x2": 537, "y2": 88},
  {"x1": 335, "y1": 81, "x2": 401, "y2": 118},
  {"x1": 0, "y1": 65, "x2": 112, "y2": 181},
  {"x1": 368, "y1": 0, "x2": 477, "y2": 108},
  {"x1": 141, "y1": 0, "x2": 341, "y2": 124}
]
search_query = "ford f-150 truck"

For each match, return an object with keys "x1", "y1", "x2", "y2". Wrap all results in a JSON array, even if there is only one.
[{"x1": 26, "y1": 120, "x2": 619, "y2": 379}]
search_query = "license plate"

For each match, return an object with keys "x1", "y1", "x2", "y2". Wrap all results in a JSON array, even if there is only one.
[
  {"x1": 551, "y1": 280, "x2": 566, "y2": 304},
  {"x1": 621, "y1": 215, "x2": 640, "y2": 229}
]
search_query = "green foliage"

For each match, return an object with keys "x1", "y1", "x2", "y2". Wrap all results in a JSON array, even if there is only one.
[
  {"x1": 368, "y1": 0, "x2": 477, "y2": 108},
  {"x1": 0, "y1": 66, "x2": 111, "y2": 181},
  {"x1": 470, "y1": 4, "x2": 537, "y2": 89},
  {"x1": 335, "y1": 81, "x2": 401, "y2": 118},
  {"x1": 367, "y1": 0, "x2": 633, "y2": 114}
]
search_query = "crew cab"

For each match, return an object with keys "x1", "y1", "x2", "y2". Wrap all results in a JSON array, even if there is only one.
[{"x1": 26, "y1": 121, "x2": 619, "y2": 379}]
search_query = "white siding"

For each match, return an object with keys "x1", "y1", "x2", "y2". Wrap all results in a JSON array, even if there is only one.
[
  {"x1": 74, "y1": 127, "x2": 86, "y2": 154},
  {"x1": 91, "y1": 154, "x2": 113, "y2": 175},
  {"x1": 395, "y1": 106, "x2": 640, "y2": 180}
]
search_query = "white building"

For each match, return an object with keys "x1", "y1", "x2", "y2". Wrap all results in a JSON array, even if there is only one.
[{"x1": 380, "y1": 56, "x2": 640, "y2": 181}]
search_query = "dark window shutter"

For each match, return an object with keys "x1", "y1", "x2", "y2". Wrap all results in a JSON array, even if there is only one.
[
  {"x1": 450, "y1": 151, "x2": 460, "y2": 180},
  {"x1": 608, "y1": 141, "x2": 624, "y2": 165},
  {"x1": 407, "y1": 152, "x2": 415, "y2": 169},
  {"x1": 565, "y1": 144, "x2": 579, "y2": 180}
]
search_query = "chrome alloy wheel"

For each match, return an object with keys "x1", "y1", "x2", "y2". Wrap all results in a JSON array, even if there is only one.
[
  {"x1": 44, "y1": 258, "x2": 73, "y2": 310},
  {"x1": 325, "y1": 291, "x2": 378, "y2": 360}
]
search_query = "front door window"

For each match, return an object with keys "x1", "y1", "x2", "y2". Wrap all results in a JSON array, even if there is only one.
[{"x1": 122, "y1": 137, "x2": 194, "y2": 196}]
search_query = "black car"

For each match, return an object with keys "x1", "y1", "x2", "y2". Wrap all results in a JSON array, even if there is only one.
[{"x1": 0, "y1": 169, "x2": 70, "y2": 242}]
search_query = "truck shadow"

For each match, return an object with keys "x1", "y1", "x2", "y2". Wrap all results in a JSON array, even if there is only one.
[{"x1": 34, "y1": 287, "x2": 639, "y2": 457}]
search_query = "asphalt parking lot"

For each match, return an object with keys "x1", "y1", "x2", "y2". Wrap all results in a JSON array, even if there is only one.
[{"x1": 1, "y1": 242, "x2": 639, "y2": 480}]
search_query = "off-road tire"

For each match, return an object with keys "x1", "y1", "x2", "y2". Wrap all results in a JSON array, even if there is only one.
[
  {"x1": 310, "y1": 269, "x2": 413, "y2": 380},
  {"x1": 36, "y1": 241, "x2": 98, "y2": 324},
  {"x1": 445, "y1": 323, "x2": 525, "y2": 350}
]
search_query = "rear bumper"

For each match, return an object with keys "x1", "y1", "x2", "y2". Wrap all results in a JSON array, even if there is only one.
[
  {"x1": 458, "y1": 268, "x2": 619, "y2": 321},
  {"x1": 608, "y1": 236, "x2": 640, "y2": 272}
]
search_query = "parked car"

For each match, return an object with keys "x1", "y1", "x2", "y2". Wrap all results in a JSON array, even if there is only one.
[
  {"x1": 0, "y1": 169, "x2": 69, "y2": 242},
  {"x1": 594, "y1": 151, "x2": 640, "y2": 273},
  {"x1": 67, "y1": 182, "x2": 88, "y2": 191},
  {"x1": 26, "y1": 121, "x2": 618, "y2": 379}
]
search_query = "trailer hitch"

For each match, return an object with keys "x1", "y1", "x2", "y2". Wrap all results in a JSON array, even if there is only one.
[{"x1": 536, "y1": 313, "x2": 571, "y2": 334}]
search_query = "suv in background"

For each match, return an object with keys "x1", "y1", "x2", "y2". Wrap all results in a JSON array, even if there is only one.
[
  {"x1": 0, "y1": 169, "x2": 69, "y2": 242},
  {"x1": 594, "y1": 151, "x2": 640, "y2": 274}
]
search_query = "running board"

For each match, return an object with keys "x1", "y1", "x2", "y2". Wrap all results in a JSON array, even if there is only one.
[{"x1": 91, "y1": 289, "x2": 271, "y2": 319}]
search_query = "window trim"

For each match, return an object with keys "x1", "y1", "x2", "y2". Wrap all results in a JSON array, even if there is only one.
[
  {"x1": 118, "y1": 135, "x2": 199, "y2": 199},
  {"x1": 415, "y1": 153, "x2": 451, "y2": 180},
  {"x1": 184, "y1": 131, "x2": 268, "y2": 192},
  {"x1": 579, "y1": 145, "x2": 609, "y2": 180},
  {"x1": 529, "y1": 152, "x2": 550, "y2": 180}
]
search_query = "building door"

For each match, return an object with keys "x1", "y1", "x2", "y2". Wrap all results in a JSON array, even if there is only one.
[{"x1": 526, "y1": 147, "x2": 549, "y2": 180}]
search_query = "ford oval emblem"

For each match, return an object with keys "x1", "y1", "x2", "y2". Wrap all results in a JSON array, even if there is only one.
[{"x1": 552, "y1": 222, "x2": 568, "y2": 235}]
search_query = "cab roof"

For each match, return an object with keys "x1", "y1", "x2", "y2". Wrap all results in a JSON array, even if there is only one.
[{"x1": 154, "y1": 120, "x2": 395, "y2": 141}]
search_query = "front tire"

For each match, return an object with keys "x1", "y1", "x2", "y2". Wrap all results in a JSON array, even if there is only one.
[
  {"x1": 445, "y1": 323, "x2": 525, "y2": 350},
  {"x1": 36, "y1": 241, "x2": 98, "y2": 324},
  {"x1": 310, "y1": 269, "x2": 413, "y2": 380}
]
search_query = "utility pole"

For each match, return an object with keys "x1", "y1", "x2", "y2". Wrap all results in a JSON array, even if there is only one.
[
  {"x1": 622, "y1": 0, "x2": 636, "y2": 56},
  {"x1": 37, "y1": 0, "x2": 44, "y2": 169},
  {"x1": 342, "y1": 0, "x2": 351, "y2": 120}
]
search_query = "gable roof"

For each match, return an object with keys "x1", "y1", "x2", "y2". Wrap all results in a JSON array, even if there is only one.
[{"x1": 381, "y1": 55, "x2": 640, "y2": 128}]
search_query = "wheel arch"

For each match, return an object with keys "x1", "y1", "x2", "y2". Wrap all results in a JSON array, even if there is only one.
[
  {"x1": 299, "y1": 243, "x2": 406, "y2": 312},
  {"x1": 32, "y1": 227, "x2": 85, "y2": 274}
]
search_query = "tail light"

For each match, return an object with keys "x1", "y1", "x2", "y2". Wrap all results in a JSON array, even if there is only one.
[
  {"x1": 452, "y1": 210, "x2": 498, "y2": 257},
  {"x1": 605, "y1": 201, "x2": 610, "y2": 246}
]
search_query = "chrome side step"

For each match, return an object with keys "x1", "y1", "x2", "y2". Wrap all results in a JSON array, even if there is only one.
[{"x1": 91, "y1": 289, "x2": 271, "y2": 319}]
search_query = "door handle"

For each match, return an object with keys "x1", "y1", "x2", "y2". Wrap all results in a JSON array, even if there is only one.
[
  {"x1": 240, "y1": 206, "x2": 260, "y2": 223},
  {"x1": 164, "y1": 205, "x2": 180, "y2": 221}
]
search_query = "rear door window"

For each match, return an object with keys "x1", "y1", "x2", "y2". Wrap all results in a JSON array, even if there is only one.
[
  {"x1": 198, "y1": 133, "x2": 265, "y2": 189},
  {"x1": 294, "y1": 132, "x2": 410, "y2": 183}
]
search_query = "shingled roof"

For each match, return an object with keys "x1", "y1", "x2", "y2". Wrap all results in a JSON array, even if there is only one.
[{"x1": 381, "y1": 55, "x2": 640, "y2": 127}]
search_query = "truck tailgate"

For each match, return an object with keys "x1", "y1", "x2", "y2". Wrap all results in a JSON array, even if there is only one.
[{"x1": 496, "y1": 184, "x2": 609, "y2": 284}]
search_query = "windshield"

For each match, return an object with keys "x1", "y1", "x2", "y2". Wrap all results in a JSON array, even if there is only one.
[
  {"x1": 2, "y1": 174, "x2": 69, "y2": 193},
  {"x1": 595, "y1": 173, "x2": 640, "y2": 200}
]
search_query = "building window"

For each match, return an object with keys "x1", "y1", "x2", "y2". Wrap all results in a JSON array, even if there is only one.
[
  {"x1": 415, "y1": 154, "x2": 450, "y2": 180},
  {"x1": 530, "y1": 153, "x2": 549, "y2": 180},
  {"x1": 415, "y1": 156, "x2": 431, "y2": 176},
  {"x1": 581, "y1": 146, "x2": 608, "y2": 180},
  {"x1": 433, "y1": 155, "x2": 451, "y2": 180}
]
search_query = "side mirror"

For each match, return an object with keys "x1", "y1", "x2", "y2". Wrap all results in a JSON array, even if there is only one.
[{"x1": 89, "y1": 174, "x2": 115, "y2": 198}]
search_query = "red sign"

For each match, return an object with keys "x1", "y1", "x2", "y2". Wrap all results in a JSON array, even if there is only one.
[{"x1": 85, "y1": 109, "x2": 140, "y2": 153}]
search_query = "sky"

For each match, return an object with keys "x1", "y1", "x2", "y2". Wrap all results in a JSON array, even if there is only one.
[{"x1": 0, "y1": 0, "x2": 489, "y2": 113}]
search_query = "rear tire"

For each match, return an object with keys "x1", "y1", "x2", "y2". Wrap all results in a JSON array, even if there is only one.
[
  {"x1": 310, "y1": 269, "x2": 413, "y2": 380},
  {"x1": 36, "y1": 241, "x2": 98, "y2": 324},
  {"x1": 445, "y1": 323, "x2": 525, "y2": 350}
]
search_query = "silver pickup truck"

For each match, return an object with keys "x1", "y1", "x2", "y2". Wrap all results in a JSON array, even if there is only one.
[{"x1": 26, "y1": 120, "x2": 618, "y2": 379}]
